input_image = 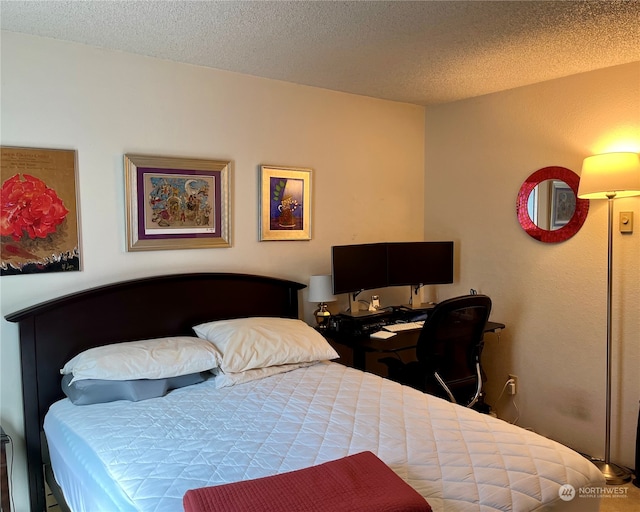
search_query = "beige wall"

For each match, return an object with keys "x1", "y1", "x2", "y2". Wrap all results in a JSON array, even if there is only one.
[
  {"x1": 424, "y1": 62, "x2": 640, "y2": 469},
  {"x1": 0, "y1": 32, "x2": 425, "y2": 510}
]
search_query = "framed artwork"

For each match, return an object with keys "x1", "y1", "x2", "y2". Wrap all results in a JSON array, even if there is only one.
[
  {"x1": 550, "y1": 179, "x2": 576, "y2": 230},
  {"x1": 259, "y1": 165, "x2": 312, "y2": 241},
  {"x1": 124, "y1": 154, "x2": 231, "y2": 251},
  {"x1": 1, "y1": 146, "x2": 81, "y2": 275}
]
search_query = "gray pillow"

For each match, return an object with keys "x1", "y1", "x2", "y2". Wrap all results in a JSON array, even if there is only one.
[{"x1": 61, "y1": 372, "x2": 206, "y2": 405}]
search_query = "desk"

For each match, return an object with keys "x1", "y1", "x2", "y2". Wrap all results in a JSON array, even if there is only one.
[
  {"x1": 325, "y1": 321, "x2": 505, "y2": 373},
  {"x1": 1, "y1": 426, "x2": 9, "y2": 512}
]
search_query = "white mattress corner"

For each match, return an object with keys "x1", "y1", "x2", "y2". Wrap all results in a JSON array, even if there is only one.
[{"x1": 45, "y1": 362, "x2": 605, "y2": 512}]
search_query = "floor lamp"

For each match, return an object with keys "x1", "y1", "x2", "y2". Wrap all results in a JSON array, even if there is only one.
[{"x1": 578, "y1": 151, "x2": 640, "y2": 485}]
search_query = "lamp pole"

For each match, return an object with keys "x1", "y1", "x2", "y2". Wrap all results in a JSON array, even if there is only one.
[{"x1": 592, "y1": 193, "x2": 631, "y2": 484}]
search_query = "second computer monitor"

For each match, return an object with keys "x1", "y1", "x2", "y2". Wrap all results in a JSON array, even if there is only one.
[{"x1": 387, "y1": 241, "x2": 454, "y2": 287}]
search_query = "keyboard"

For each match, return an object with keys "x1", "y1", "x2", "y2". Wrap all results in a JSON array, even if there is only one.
[{"x1": 383, "y1": 321, "x2": 424, "y2": 332}]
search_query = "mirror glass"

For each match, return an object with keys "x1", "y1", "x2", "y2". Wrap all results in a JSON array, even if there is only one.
[
  {"x1": 526, "y1": 179, "x2": 576, "y2": 231},
  {"x1": 517, "y1": 166, "x2": 589, "y2": 243}
]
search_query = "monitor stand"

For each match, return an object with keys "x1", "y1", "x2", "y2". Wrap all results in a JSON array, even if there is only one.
[
  {"x1": 406, "y1": 285, "x2": 421, "y2": 309},
  {"x1": 347, "y1": 293, "x2": 388, "y2": 318},
  {"x1": 342, "y1": 308, "x2": 388, "y2": 319},
  {"x1": 402, "y1": 284, "x2": 437, "y2": 310}
]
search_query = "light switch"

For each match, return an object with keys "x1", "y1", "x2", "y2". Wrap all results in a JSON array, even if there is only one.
[{"x1": 619, "y1": 211, "x2": 633, "y2": 233}]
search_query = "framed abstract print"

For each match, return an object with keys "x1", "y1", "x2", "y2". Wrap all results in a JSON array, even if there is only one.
[
  {"x1": 124, "y1": 154, "x2": 231, "y2": 251},
  {"x1": 259, "y1": 165, "x2": 312, "y2": 241},
  {"x1": 1, "y1": 146, "x2": 81, "y2": 275}
]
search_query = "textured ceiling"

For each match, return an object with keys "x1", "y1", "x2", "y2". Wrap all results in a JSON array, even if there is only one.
[{"x1": 1, "y1": 0, "x2": 639, "y2": 106}]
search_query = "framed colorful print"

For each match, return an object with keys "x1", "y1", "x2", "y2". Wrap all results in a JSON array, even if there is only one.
[
  {"x1": 124, "y1": 154, "x2": 231, "y2": 251},
  {"x1": 260, "y1": 165, "x2": 312, "y2": 241},
  {"x1": 1, "y1": 146, "x2": 81, "y2": 275}
]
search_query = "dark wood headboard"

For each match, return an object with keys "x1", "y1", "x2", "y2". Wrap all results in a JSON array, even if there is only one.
[{"x1": 5, "y1": 272, "x2": 305, "y2": 512}]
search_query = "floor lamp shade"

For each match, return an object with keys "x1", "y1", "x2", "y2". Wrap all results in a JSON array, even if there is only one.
[
  {"x1": 578, "y1": 152, "x2": 640, "y2": 199},
  {"x1": 578, "y1": 152, "x2": 640, "y2": 485}
]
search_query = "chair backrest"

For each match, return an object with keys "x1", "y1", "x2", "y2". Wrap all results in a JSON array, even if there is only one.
[{"x1": 415, "y1": 295, "x2": 492, "y2": 383}]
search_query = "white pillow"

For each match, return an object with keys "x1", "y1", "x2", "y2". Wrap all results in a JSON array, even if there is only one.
[
  {"x1": 212, "y1": 361, "x2": 316, "y2": 388},
  {"x1": 193, "y1": 317, "x2": 339, "y2": 373},
  {"x1": 61, "y1": 336, "x2": 222, "y2": 383}
]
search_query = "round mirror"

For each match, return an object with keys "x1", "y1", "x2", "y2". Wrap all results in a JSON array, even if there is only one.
[{"x1": 517, "y1": 166, "x2": 589, "y2": 243}]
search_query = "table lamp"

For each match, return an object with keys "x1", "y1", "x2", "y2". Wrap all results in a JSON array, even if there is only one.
[
  {"x1": 308, "y1": 275, "x2": 337, "y2": 329},
  {"x1": 578, "y1": 151, "x2": 640, "y2": 485}
]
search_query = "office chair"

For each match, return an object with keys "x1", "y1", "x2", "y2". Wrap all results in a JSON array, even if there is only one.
[{"x1": 380, "y1": 295, "x2": 492, "y2": 408}]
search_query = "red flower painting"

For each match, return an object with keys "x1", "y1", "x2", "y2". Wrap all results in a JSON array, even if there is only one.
[{"x1": 1, "y1": 174, "x2": 69, "y2": 241}]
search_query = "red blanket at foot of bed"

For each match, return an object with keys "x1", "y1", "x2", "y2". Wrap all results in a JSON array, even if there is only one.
[{"x1": 183, "y1": 451, "x2": 431, "y2": 512}]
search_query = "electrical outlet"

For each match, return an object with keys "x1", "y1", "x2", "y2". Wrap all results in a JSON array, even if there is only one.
[{"x1": 508, "y1": 374, "x2": 518, "y2": 395}]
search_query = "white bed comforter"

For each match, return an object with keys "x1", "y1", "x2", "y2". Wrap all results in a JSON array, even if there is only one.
[{"x1": 44, "y1": 362, "x2": 604, "y2": 512}]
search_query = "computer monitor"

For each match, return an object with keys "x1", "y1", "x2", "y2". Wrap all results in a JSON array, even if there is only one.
[
  {"x1": 331, "y1": 243, "x2": 388, "y2": 296},
  {"x1": 387, "y1": 241, "x2": 454, "y2": 287}
]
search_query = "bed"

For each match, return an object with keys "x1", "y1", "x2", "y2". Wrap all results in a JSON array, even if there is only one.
[{"x1": 5, "y1": 272, "x2": 605, "y2": 512}]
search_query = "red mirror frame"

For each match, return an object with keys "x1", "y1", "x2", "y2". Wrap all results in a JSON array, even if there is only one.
[{"x1": 516, "y1": 166, "x2": 589, "y2": 243}]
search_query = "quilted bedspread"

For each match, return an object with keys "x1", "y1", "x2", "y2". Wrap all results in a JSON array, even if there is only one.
[{"x1": 44, "y1": 361, "x2": 604, "y2": 512}]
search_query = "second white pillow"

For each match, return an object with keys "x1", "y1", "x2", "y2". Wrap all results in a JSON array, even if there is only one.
[{"x1": 193, "y1": 317, "x2": 339, "y2": 373}]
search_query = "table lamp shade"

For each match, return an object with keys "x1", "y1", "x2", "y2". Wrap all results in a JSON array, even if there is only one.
[
  {"x1": 308, "y1": 275, "x2": 336, "y2": 303},
  {"x1": 578, "y1": 152, "x2": 640, "y2": 199}
]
